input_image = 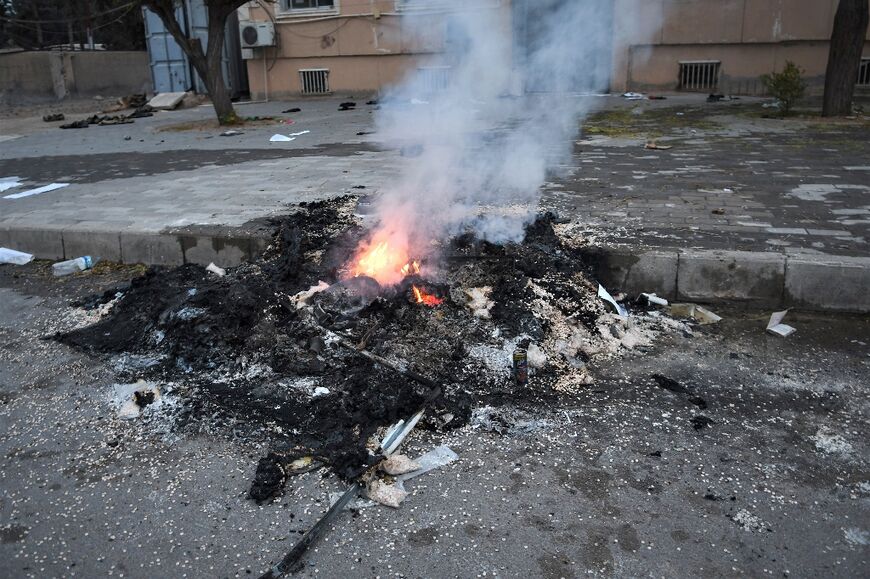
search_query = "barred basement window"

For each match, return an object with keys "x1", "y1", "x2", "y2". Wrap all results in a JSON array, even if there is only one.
[
  {"x1": 858, "y1": 58, "x2": 870, "y2": 87},
  {"x1": 299, "y1": 69, "x2": 330, "y2": 94},
  {"x1": 679, "y1": 60, "x2": 721, "y2": 91}
]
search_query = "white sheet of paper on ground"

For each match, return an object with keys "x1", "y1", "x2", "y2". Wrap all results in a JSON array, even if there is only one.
[
  {"x1": 598, "y1": 284, "x2": 628, "y2": 318},
  {"x1": 288, "y1": 130, "x2": 310, "y2": 137},
  {"x1": 0, "y1": 247, "x2": 34, "y2": 265},
  {"x1": 766, "y1": 309, "x2": 796, "y2": 337},
  {"x1": 269, "y1": 134, "x2": 295, "y2": 142},
  {"x1": 0, "y1": 177, "x2": 22, "y2": 192},
  {"x1": 3, "y1": 182, "x2": 69, "y2": 199}
]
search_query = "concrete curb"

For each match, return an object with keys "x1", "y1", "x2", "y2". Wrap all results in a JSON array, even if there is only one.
[
  {"x1": 3, "y1": 225, "x2": 868, "y2": 313},
  {"x1": 0, "y1": 227, "x2": 270, "y2": 269},
  {"x1": 580, "y1": 246, "x2": 870, "y2": 313}
]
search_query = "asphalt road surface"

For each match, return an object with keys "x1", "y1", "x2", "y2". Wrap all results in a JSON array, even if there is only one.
[{"x1": 0, "y1": 262, "x2": 867, "y2": 578}]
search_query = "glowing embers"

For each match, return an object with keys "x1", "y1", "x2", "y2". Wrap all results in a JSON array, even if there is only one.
[{"x1": 411, "y1": 285, "x2": 443, "y2": 307}]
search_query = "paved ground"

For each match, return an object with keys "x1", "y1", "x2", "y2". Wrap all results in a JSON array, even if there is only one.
[
  {"x1": 1, "y1": 95, "x2": 868, "y2": 258},
  {"x1": 0, "y1": 263, "x2": 867, "y2": 578},
  {"x1": 549, "y1": 99, "x2": 870, "y2": 257}
]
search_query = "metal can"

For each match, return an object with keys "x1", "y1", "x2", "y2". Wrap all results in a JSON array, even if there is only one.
[{"x1": 513, "y1": 348, "x2": 528, "y2": 386}]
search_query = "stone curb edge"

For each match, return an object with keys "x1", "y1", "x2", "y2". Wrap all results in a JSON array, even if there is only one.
[
  {"x1": 2, "y1": 226, "x2": 868, "y2": 313},
  {"x1": 0, "y1": 227, "x2": 269, "y2": 270},
  {"x1": 580, "y1": 246, "x2": 870, "y2": 313}
]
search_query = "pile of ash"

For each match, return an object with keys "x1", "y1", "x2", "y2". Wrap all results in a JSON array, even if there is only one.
[{"x1": 59, "y1": 196, "x2": 679, "y2": 501}]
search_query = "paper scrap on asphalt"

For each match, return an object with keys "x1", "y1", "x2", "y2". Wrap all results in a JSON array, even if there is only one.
[
  {"x1": 288, "y1": 130, "x2": 310, "y2": 137},
  {"x1": 3, "y1": 182, "x2": 69, "y2": 199},
  {"x1": 394, "y1": 445, "x2": 458, "y2": 491},
  {"x1": 0, "y1": 177, "x2": 22, "y2": 192},
  {"x1": 693, "y1": 305, "x2": 722, "y2": 325},
  {"x1": 269, "y1": 134, "x2": 295, "y2": 142},
  {"x1": 598, "y1": 284, "x2": 628, "y2": 318},
  {"x1": 0, "y1": 247, "x2": 34, "y2": 265},
  {"x1": 766, "y1": 310, "x2": 796, "y2": 337}
]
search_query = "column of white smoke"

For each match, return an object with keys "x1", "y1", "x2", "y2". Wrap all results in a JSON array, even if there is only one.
[{"x1": 365, "y1": 0, "x2": 656, "y2": 260}]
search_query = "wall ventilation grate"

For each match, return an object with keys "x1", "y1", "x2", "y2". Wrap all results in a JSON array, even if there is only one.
[
  {"x1": 417, "y1": 66, "x2": 451, "y2": 93},
  {"x1": 679, "y1": 60, "x2": 721, "y2": 91},
  {"x1": 299, "y1": 68, "x2": 330, "y2": 94}
]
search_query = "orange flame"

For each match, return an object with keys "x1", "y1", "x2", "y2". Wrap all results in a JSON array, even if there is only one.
[
  {"x1": 350, "y1": 233, "x2": 422, "y2": 286},
  {"x1": 412, "y1": 285, "x2": 443, "y2": 307}
]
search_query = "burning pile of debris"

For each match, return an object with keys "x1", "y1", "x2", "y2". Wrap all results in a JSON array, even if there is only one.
[{"x1": 59, "y1": 196, "x2": 678, "y2": 501}]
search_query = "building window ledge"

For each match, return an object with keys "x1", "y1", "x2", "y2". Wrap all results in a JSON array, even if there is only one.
[{"x1": 275, "y1": 9, "x2": 340, "y2": 20}]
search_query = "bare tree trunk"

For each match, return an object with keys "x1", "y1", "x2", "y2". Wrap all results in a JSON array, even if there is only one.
[
  {"x1": 145, "y1": 0, "x2": 238, "y2": 125},
  {"x1": 822, "y1": 0, "x2": 870, "y2": 116}
]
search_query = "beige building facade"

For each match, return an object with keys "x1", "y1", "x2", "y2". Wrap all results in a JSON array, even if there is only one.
[{"x1": 239, "y1": 0, "x2": 870, "y2": 98}]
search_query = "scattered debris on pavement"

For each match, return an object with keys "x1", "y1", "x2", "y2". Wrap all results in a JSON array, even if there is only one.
[
  {"x1": 3, "y1": 182, "x2": 69, "y2": 200},
  {"x1": 668, "y1": 303, "x2": 721, "y2": 325},
  {"x1": 0, "y1": 247, "x2": 34, "y2": 265},
  {"x1": 205, "y1": 262, "x2": 226, "y2": 277},
  {"x1": 338, "y1": 101, "x2": 357, "y2": 111},
  {"x1": 42, "y1": 113, "x2": 65, "y2": 122},
  {"x1": 767, "y1": 309, "x2": 796, "y2": 337},
  {"x1": 645, "y1": 140, "x2": 672, "y2": 150},
  {"x1": 148, "y1": 91, "x2": 187, "y2": 110}
]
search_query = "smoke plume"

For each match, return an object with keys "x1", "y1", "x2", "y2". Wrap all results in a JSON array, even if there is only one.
[{"x1": 356, "y1": 0, "x2": 655, "y2": 273}]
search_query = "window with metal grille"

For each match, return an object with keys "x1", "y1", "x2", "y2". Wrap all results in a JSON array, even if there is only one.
[
  {"x1": 282, "y1": 0, "x2": 335, "y2": 12},
  {"x1": 679, "y1": 60, "x2": 721, "y2": 91},
  {"x1": 299, "y1": 69, "x2": 330, "y2": 94},
  {"x1": 858, "y1": 58, "x2": 870, "y2": 87},
  {"x1": 417, "y1": 66, "x2": 451, "y2": 92}
]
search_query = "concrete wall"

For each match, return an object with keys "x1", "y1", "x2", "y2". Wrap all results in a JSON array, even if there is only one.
[
  {"x1": 0, "y1": 51, "x2": 151, "y2": 103},
  {"x1": 244, "y1": 0, "x2": 870, "y2": 97},
  {"x1": 242, "y1": 0, "x2": 510, "y2": 98},
  {"x1": 612, "y1": 0, "x2": 870, "y2": 94}
]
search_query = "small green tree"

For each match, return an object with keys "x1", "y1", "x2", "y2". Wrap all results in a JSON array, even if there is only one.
[{"x1": 760, "y1": 61, "x2": 807, "y2": 116}]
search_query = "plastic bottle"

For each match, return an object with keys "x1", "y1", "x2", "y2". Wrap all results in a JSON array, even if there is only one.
[{"x1": 52, "y1": 255, "x2": 99, "y2": 276}]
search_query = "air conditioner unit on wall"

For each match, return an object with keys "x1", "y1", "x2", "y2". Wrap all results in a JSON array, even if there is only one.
[{"x1": 239, "y1": 21, "x2": 275, "y2": 48}]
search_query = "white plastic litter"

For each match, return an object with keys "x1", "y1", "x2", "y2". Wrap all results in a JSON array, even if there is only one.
[
  {"x1": 3, "y1": 182, "x2": 69, "y2": 199},
  {"x1": 269, "y1": 134, "x2": 295, "y2": 142},
  {"x1": 313, "y1": 386, "x2": 330, "y2": 396},
  {"x1": 205, "y1": 262, "x2": 226, "y2": 277},
  {"x1": 0, "y1": 247, "x2": 34, "y2": 265},
  {"x1": 598, "y1": 284, "x2": 628, "y2": 318},
  {"x1": 641, "y1": 292, "x2": 669, "y2": 306},
  {"x1": 0, "y1": 177, "x2": 22, "y2": 192},
  {"x1": 288, "y1": 130, "x2": 310, "y2": 137},
  {"x1": 622, "y1": 92, "x2": 645, "y2": 100},
  {"x1": 767, "y1": 310, "x2": 796, "y2": 337},
  {"x1": 527, "y1": 343, "x2": 547, "y2": 368},
  {"x1": 291, "y1": 281, "x2": 330, "y2": 309}
]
